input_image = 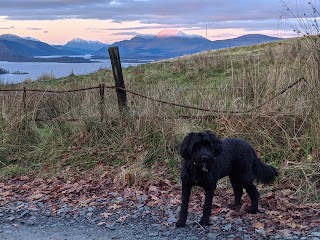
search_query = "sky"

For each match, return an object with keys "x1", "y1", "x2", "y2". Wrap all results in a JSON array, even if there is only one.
[{"x1": 0, "y1": 0, "x2": 317, "y2": 45}]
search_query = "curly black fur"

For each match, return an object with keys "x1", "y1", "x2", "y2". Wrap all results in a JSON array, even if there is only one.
[{"x1": 176, "y1": 131, "x2": 278, "y2": 228}]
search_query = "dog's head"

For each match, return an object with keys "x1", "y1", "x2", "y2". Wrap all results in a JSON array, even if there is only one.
[{"x1": 180, "y1": 131, "x2": 222, "y2": 165}]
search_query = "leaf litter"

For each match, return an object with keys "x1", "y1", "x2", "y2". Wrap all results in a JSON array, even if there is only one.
[{"x1": 1, "y1": 171, "x2": 319, "y2": 238}]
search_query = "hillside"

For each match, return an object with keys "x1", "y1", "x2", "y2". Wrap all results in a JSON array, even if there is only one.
[
  {"x1": 0, "y1": 36, "x2": 319, "y2": 205},
  {"x1": 0, "y1": 34, "x2": 75, "y2": 57},
  {"x1": 0, "y1": 31, "x2": 282, "y2": 61},
  {"x1": 94, "y1": 33, "x2": 281, "y2": 59}
]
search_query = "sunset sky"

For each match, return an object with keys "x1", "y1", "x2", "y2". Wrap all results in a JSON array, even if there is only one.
[{"x1": 0, "y1": 0, "x2": 314, "y2": 45}]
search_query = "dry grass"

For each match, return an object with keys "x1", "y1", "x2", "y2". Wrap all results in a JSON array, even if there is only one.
[{"x1": 0, "y1": 37, "x2": 319, "y2": 202}]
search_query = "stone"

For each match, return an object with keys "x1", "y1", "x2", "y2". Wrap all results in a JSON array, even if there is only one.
[{"x1": 222, "y1": 223, "x2": 232, "y2": 231}]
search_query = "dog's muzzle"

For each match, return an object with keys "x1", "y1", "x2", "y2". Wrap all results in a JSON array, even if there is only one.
[{"x1": 192, "y1": 162, "x2": 209, "y2": 173}]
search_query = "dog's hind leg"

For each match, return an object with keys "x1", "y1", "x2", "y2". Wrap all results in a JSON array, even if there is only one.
[
  {"x1": 242, "y1": 182, "x2": 260, "y2": 213},
  {"x1": 230, "y1": 176, "x2": 243, "y2": 207},
  {"x1": 199, "y1": 188, "x2": 215, "y2": 226},
  {"x1": 176, "y1": 182, "x2": 192, "y2": 228}
]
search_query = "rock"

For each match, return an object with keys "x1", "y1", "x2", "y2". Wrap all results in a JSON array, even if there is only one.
[
  {"x1": 222, "y1": 223, "x2": 232, "y2": 231},
  {"x1": 255, "y1": 229, "x2": 266, "y2": 236},
  {"x1": 207, "y1": 232, "x2": 218, "y2": 239},
  {"x1": 3, "y1": 229, "x2": 14, "y2": 234},
  {"x1": 6, "y1": 216, "x2": 15, "y2": 222},
  {"x1": 235, "y1": 218, "x2": 243, "y2": 225},
  {"x1": 311, "y1": 233, "x2": 320, "y2": 237},
  {"x1": 167, "y1": 216, "x2": 177, "y2": 223},
  {"x1": 87, "y1": 207, "x2": 96, "y2": 213},
  {"x1": 26, "y1": 216, "x2": 37, "y2": 226},
  {"x1": 279, "y1": 229, "x2": 292, "y2": 238},
  {"x1": 105, "y1": 223, "x2": 116, "y2": 230},
  {"x1": 18, "y1": 210, "x2": 29, "y2": 218},
  {"x1": 45, "y1": 210, "x2": 51, "y2": 217},
  {"x1": 149, "y1": 232, "x2": 158, "y2": 237}
]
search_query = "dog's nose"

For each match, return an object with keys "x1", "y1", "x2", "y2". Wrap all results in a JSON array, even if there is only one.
[{"x1": 201, "y1": 155, "x2": 209, "y2": 162}]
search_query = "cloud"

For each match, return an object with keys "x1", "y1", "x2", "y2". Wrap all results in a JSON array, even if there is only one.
[
  {"x1": 0, "y1": 0, "x2": 314, "y2": 37},
  {"x1": 112, "y1": 31, "x2": 140, "y2": 36},
  {"x1": 0, "y1": 0, "x2": 283, "y2": 23},
  {"x1": 0, "y1": 26, "x2": 14, "y2": 30},
  {"x1": 27, "y1": 27, "x2": 43, "y2": 31}
]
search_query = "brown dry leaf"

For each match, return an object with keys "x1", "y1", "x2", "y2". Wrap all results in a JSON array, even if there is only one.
[
  {"x1": 169, "y1": 196, "x2": 181, "y2": 205},
  {"x1": 117, "y1": 215, "x2": 129, "y2": 222},
  {"x1": 148, "y1": 186, "x2": 158, "y2": 192},
  {"x1": 28, "y1": 193, "x2": 43, "y2": 201},
  {"x1": 109, "y1": 204, "x2": 121, "y2": 210},
  {"x1": 100, "y1": 212, "x2": 113, "y2": 218},
  {"x1": 150, "y1": 195, "x2": 159, "y2": 203},
  {"x1": 262, "y1": 192, "x2": 274, "y2": 199},
  {"x1": 240, "y1": 203, "x2": 248, "y2": 212},
  {"x1": 252, "y1": 221, "x2": 265, "y2": 230},
  {"x1": 265, "y1": 210, "x2": 281, "y2": 216},
  {"x1": 212, "y1": 207, "x2": 223, "y2": 215}
]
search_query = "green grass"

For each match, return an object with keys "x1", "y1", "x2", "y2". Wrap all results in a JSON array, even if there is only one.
[{"x1": 0, "y1": 37, "x2": 319, "y2": 202}]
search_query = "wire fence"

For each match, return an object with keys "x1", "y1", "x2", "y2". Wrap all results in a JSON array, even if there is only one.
[
  {"x1": 0, "y1": 46, "x2": 309, "y2": 122},
  {"x1": 0, "y1": 75, "x2": 307, "y2": 122}
]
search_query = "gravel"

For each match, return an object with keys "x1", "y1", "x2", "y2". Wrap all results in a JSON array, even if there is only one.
[{"x1": 0, "y1": 201, "x2": 319, "y2": 240}]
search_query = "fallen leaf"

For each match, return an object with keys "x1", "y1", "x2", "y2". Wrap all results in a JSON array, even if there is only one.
[
  {"x1": 253, "y1": 221, "x2": 265, "y2": 230},
  {"x1": 117, "y1": 215, "x2": 129, "y2": 222},
  {"x1": 100, "y1": 212, "x2": 113, "y2": 218}
]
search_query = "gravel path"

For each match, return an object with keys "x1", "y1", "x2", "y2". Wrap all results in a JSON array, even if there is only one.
[{"x1": 1, "y1": 201, "x2": 320, "y2": 240}]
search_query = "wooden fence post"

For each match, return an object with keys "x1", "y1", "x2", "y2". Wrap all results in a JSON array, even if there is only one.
[
  {"x1": 99, "y1": 83, "x2": 105, "y2": 122},
  {"x1": 108, "y1": 46, "x2": 129, "y2": 116}
]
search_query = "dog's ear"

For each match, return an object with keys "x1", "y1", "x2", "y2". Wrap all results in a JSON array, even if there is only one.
[
  {"x1": 206, "y1": 131, "x2": 222, "y2": 157},
  {"x1": 180, "y1": 132, "x2": 195, "y2": 160}
]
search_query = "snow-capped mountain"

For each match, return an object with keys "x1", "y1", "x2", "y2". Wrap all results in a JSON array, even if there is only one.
[
  {"x1": 23, "y1": 37, "x2": 41, "y2": 42},
  {"x1": 156, "y1": 29, "x2": 187, "y2": 38},
  {"x1": 155, "y1": 29, "x2": 205, "y2": 39},
  {"x1": 64, "y1": 38, "x2": 109, "y2": 52}
]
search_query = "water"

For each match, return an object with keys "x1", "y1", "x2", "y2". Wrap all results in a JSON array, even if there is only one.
[{"x1": 0, "y1": 57, "x2": 143, "y2": 84}]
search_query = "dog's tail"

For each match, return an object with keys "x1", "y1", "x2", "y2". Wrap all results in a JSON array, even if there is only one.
[{"x1": 253, "y1": 155, "x2": 278, "y2": 184}]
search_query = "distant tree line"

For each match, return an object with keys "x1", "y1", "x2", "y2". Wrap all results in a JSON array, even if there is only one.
[{"x1": 0, "y1": 68, "x2": 9, "y2": 75}]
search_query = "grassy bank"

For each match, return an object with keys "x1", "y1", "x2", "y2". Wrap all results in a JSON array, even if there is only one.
[{"x1": 0, "y1": 37, "x2": 319, "y2": 202}]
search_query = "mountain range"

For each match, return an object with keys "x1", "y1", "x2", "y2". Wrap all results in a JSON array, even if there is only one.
[{"x1": 0, "y1": 30, "x2": 282, "y2": 62}]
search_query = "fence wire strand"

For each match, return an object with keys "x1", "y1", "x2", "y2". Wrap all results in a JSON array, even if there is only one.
[{"x1": 0, "y1": 76, "x2": 306, "y2": 118}]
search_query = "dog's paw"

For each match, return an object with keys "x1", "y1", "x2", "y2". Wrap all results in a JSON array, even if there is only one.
[
  {"x1": 199, "y1": 218, "x2": 211, "y2": 227},
  {"x1": 228, "y1": 203, "x2": 242, "y2": 210},
  {"x1": 176, "y1": 220, "x2": 186, "y2": 228},
  {"x1": 245, "y1": 207, "x2": 262, "y2": 214}
]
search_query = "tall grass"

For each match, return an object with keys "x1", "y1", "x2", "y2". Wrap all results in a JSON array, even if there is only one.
[{"x1": 0, "y1": 37, "x2": 319, "y2": 201}]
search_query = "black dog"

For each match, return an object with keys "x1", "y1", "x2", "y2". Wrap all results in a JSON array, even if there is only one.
[{"x1": 176, "y1": 131, "x2": 278, "y2": 228}]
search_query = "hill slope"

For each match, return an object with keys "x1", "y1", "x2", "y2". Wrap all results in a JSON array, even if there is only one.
[{"x1": 94, "y1": 32, "x2": 281, "y2": 59}]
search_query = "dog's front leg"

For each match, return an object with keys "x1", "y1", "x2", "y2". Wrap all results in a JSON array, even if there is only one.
[
  {"x1": 176, "y1": 182, "x2": 191, "y2": 228},
  {"x1": 199, "y1": 188, "x2": 214, "y2": 226}
]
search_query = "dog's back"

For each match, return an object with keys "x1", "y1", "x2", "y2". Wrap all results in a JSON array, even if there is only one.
[{"x1": 215, "y1": 138, "x2": 278, "y2": 183}]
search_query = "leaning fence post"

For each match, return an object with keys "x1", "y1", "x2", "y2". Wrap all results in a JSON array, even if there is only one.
[
  {"x1": 99, "y1": 83, "x2": 105, "y2": 122},
  {"x1": 108, "y1": 46, "x2": 129, "y2": 117}
]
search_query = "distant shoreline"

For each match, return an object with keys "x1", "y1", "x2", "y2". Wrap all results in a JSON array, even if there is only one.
[
  {"x1": 0, "y1": 68, "x2": 29, "y2": 75},
  {"x1": 0, "y1": 56, "x2": 97, "y2": 63}
]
